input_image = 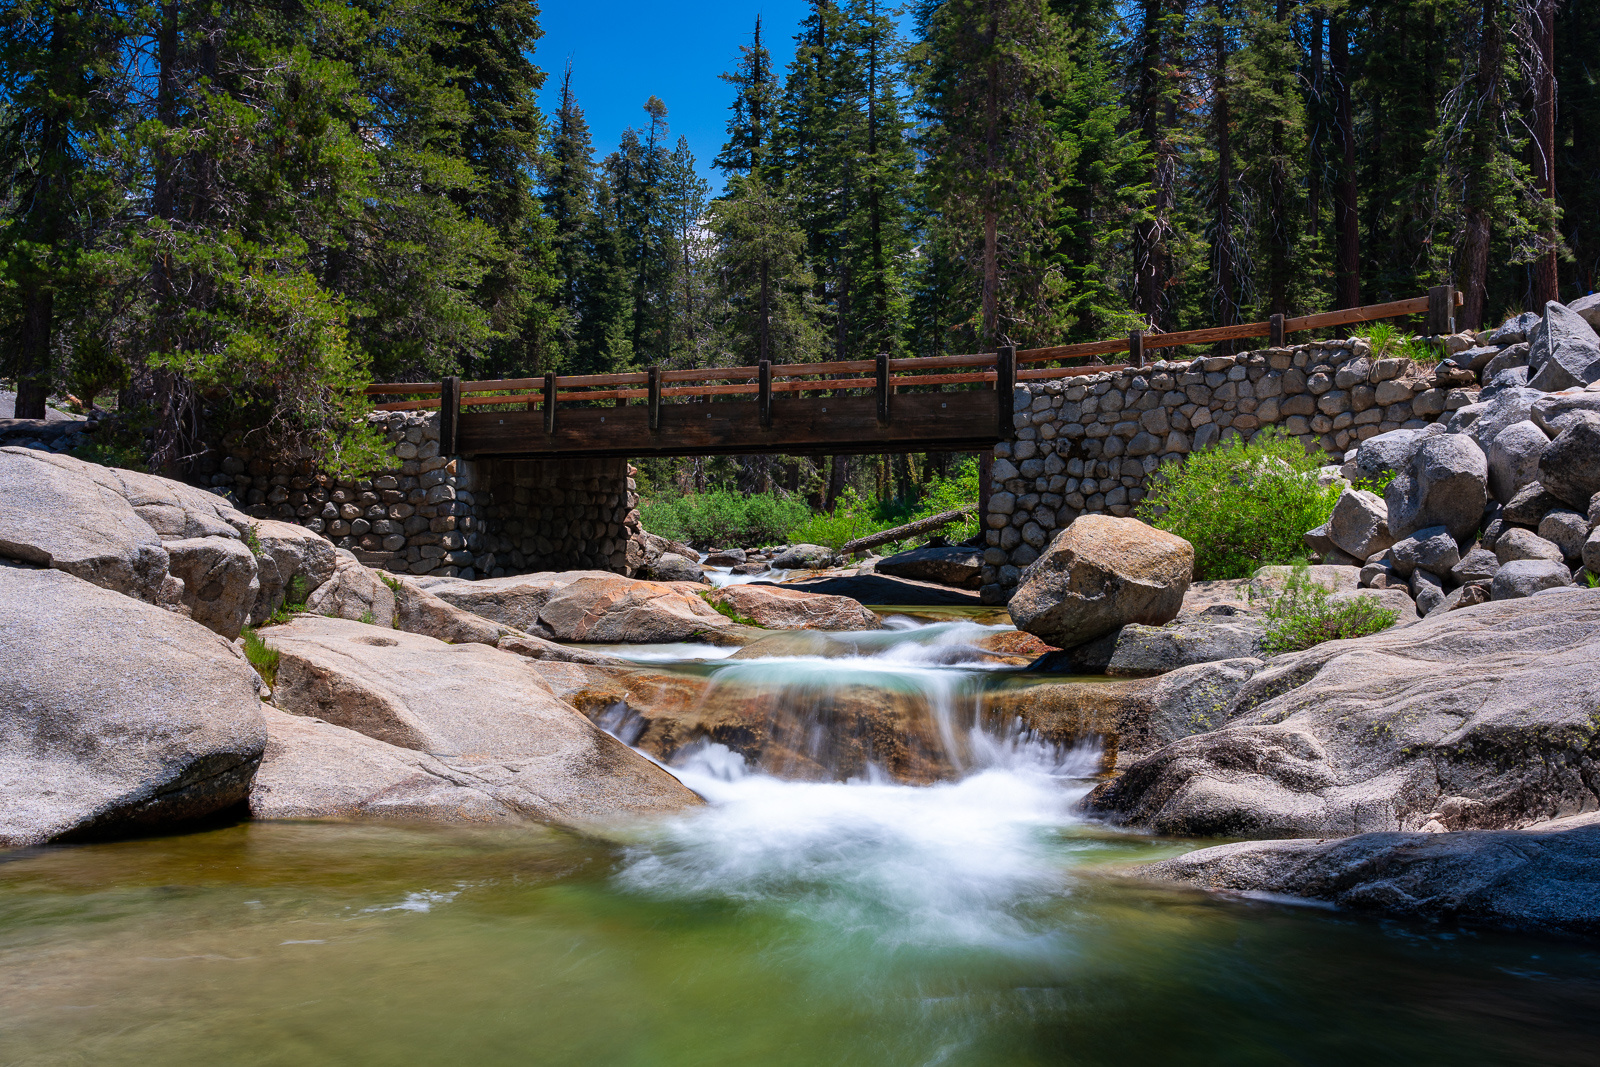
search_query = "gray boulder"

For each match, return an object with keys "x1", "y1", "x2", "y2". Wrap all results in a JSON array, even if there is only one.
[
  {"x1": 0, "y1": 446, "x2": 169, "y2": 602},
  {"x1": 1348, "y1": 425, "x2": 1443, "y2": 484},
  {"x1": 1104, "y1": 619, "x2": 1266, "y2": 678},
  {"x1": 1570, "y1": 292, "x2": 1600, "y2": 329},
  {"x1": 0, "y1": 567, "x2": 266, "y2": 849},
  {"x1": 263, "y1": 616, "x2": 702, "y2": 828},
  {"x1": 413, "y1": 569, "x2": 616, "y2": 633},
  {"x1": 1502, "y1": 481, "x2": 1563, "y2": 526},
  {"x1": 702, "y1": 548, "x2": 747, "y2": 567},
  {"x1": 641, "y1": 552, "x2": 708, "y2": 584},
  {"x1": 1086, "y1": 588, "x2": 1600, "y2": 838},
  {"x1": 1490, "y1": 558, "x2": 1573, "y2": 600},
  {"x1": 1481, "y1": 342, "x2": 1531, "y2": 381},
  {"x1": 1451, "y1": 547, "x2": 1501, "y2": 585},
  {"x1": 1489, "y1": 311, "x2": 1541, "y2": 346},
  {"x1": 875, "y1": 544, "x2": 985, "y2": 589},
  {"x1": 1528, "y1": 301, "x2": 1600, "y2": 391},
  {"x1": 1585, "y1": 528, "x2": 1600, "y2": 578},
  {"x1": 251, "y1": 707, "x2": 523, "y2": 824},
  {"x1": 1480, "y1": 365, "x2": 1531, "y2": 399},
  {"x1": 1461, "y1": 387, "x2": 1543, "y2": 452},
  {"x1": 163, "y1": 535, "x2": 260, "y2": 640},
  {"x1": 1388, "y1": 525, "x2": 1460, "y2": 579},
  {"x1": 1530, "y1": 392, "x2": 1600, "y2": 438},
  {"x1": 1409, "y1": 568, "x2": 1447, "y2": 614},
  {"x1": 1009, "y1": 515, "x2": 1194, "y2": 648},
  {"x1": 1327, "y1": 489, "x2": 1394, "y2": 559},
  {"x1": 1494, "y1": 527, "x2": 1566, "y2": 565},
  {"x1": 770, "y1": 543, "x2": 835, "y2": 569},
  {"x1": 1486, "y1": 420, "x2": 1549, "y2": 503},
  {"x1": 1137, "y1": 813, "x2": 1600, "y2": 939},
  {"x1": 1538, "y1": 508, "x2": 1591, "y2": 561},
  {"x1": 1538, "y1": 413, "x2": 1600, "y2": 509},
  {"x1": 249, "y1": 518, "x2": 338, "y2": 624},
  {"x1": 1384, "y1": 434, "x2": 1489, "y2": 541}
]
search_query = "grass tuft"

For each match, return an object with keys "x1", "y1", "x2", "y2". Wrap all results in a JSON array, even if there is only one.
[{"x1": 240, "y1": 627, "x2": 280, "y2": 689}]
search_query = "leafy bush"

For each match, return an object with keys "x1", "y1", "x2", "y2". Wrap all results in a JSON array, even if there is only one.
[
  {"x1": 1137, "y1": 427, "x2": 1342, "y2": 580},
  {"x1": 789, "y1": 461, "x2": 981, "y2": 553},
  {"x1": 1259, "y1": 565, "x2": 1399, "y2": 656},
  {"x1": 640, "y1": 490, "x2": 812, "y2": 547}
]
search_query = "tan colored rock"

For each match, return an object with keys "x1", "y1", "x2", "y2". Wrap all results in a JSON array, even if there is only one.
[
  {"x1": 413, "y1": 570, "x2": 617, "y2": 633},
  {"x1": 164, "y1": 535, "x2": 260, "y2": 639},
  {"x1": 1009, "y1": 515, "x2": 1194, "y2": 648},
  {"x1": 263, "y1": 617, "x2": 700, "y2": 828},
  {"x1": 537, "y1": 575, "x2": 738, "y2": 643},
  {"x1": 497, "y1": 633, "x2": 634, "y2": 666},
  {"x1": 704, "y1": 584, "x2": 881, "y2": 631},
  {"x1": 250, "y1": 707, "x2": 521, "y2": 824},
  {"x1": 303, "y1": 550, "x2": 395, "y2": 624},
  {"x1": 1, "y1": 567, "x2": 265, "y2": 849},
  {"x1": 249, "y1": 518, "x2": 338, "y2": 624},
  {"x1": 975, "y1": 630, "x2": 1060, "y2": 657}
]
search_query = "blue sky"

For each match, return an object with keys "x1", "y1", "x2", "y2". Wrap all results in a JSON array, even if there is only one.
[{"x1": 531, "y1": 1, "x2": 815, "y2": 195}]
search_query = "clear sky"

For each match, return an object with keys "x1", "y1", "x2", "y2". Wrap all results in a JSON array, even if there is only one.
[{"x1": 533, "y1": 1, "x2": 816, "y2": 195}]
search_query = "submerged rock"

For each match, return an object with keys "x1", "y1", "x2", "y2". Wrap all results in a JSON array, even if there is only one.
[
  {"x1": 1009, "y1": 515, "x2": 1194, "y2": 649},
  {"x1": 0, "y1": 567, "x2": 266, "y2": 849},
  {"x1": 1086, "y1": 589, "x2": 1600, "y2": 839},
  {"x1": 1138, "y1": 812, "x2": 1600, "y2": 939}
]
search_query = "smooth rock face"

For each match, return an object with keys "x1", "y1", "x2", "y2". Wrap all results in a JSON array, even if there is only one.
[
  {"x1": 1490, "y1": 558, "x2": 1573, "y2": 600},
  {"x1": 1327, "y1": 489, "x2": 1394, "y2": 559},
  {"x1": 770, "y1": 543, "x2": 835, "y2": 569},
  {"x1": 1009, "y1": 516, "x2": 1194, "y2": 648},
  {"x1": 496, "y1": 633, "x2": 633, "y2": 667},
  {"x1": 1104, "y1": 620, "x2": 1265, "y2": 678},
  {"x1": 250, "y1": 707, "x2": 522, "y2": 824},
  {"x1": 249, "y1": 518, "x2": 338, "y2": 624},
  {"x1": 1137, "y1": 813, "x2": 1600, "y2": 938},
  {"x1": 1528, "y1": 301, "x2": 1600, "y2": 391},
  {"x1": 1486, "y1": 420, "x2": 1549, "y2": 503},
  {"x1": 1388, "y1": 526, "x2": 1459, "y2": 579},
  {"x1": 0, "y1": 446, "x2": 169, "y2": 602},
  {"x1": 0, "y1": 568, "x2": 266, "y2": 849},
  {"x1": 1494, "y1": 527, "x2": 1565, "y2": 566},
  {"x1": 641, "y1": 552, "x2": 708, "y2": 584},
  {"x1": 1384, "y1": 434, "x2": 1489, "y2": 541},
  {"x1": 704, "y1": 584, "x2": 881, "y2": 631},
  {"x1": 413, "y1": 570, "x2": 616, "y2": 633},
  {"x1": 874, "y1": 545, "x2": 985, "y2": 590},
  {"x1": 538, "y1": 575, "x2": 737, "y2": 643},
  {"x1": 263, "y1": 617, "x2": 701, "y2": 827},
  {"x1": 1085, "y1": 589, "x2": 1600, "y2": 838},
  {"x1": 1538, "y1": 414, "x2": 1600, "y2": 509},
  {"x1": 164, "y1": 536, "x2": 260, "y2": 640},
  {"x1": 304, "y1": 551, "x2": 396, "y2": 624}
]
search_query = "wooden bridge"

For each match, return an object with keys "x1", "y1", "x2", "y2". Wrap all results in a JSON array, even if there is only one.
[{"x1": 369, "y1": 288, "x2": 1461, "y2": 459}]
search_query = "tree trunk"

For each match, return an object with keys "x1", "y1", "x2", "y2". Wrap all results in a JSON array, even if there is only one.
[
  {"x1": 14, "y1": 281, "x2": 54, "y2": 420},
  {"x1": 1331, "y1": 15, "x2": 1360, "y2": 309},
  {"x1": 1532, "y1": 0, "x2": 1559, "y2": 305},
  {"x1": 1308, "y1": 9, "x2": 1324, "y2": 243},
  {"x1": 1459, "y1": 0, "x2": 1503, "y2": 329},
  {"x1": 982, "y1": 1, "x2": 1000, "y2": 347},
  {"x1": 759, "y1": 257, "x2": 770, "y2": 362},
  {"x1": 1212, "y1": 6, "x2": 1237, "y2": 337},
  {"x1": 1267, "y1": 0, "x2": 1290, "y2": 317},
  {"x1": 826, "y1": 454, "x2": 850, "y2": 513}
]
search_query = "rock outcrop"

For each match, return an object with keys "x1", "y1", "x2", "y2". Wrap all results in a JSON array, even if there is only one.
[
  {"x1": 1086, "y1": 589, "x2": 1600, "y2": 838},
  {"x1": 1138, "y1": 812, "x2": 1600, "y2": 939},
  {"x1": 703, "y1": 583, "x2": 881, "y2": 631},
  {"x1": 262, "y1": 616, "x2": 701, "y2": 828},
  {"x1": 537, "y1": 575, "x2": 743, "y2": 643},
  {"x1": 0, "y1": 567, "x2": 266, "y2": 848},
  {"x1": 1009, "y1": 515, "x2": 1194, "y2": 648}
]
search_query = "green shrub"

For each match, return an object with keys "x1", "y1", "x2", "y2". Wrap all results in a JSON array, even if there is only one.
[
  {"x1": 639, "y1": 490, "x2": 812, "y2": 547},
  {"x1": 240, "y1": 627, "x2": 280, "y2": 689},
  {"x1": 1136, "y1": 427, "x2": 1342, "y2": 580},
  {"x1": 1259, "y1": 565, "x2": 1399, "y2": 656}
]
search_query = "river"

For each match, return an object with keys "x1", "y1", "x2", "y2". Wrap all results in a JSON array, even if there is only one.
[{"x1": 2, "y1": 615, "x2": 1597, "y2": 1064}]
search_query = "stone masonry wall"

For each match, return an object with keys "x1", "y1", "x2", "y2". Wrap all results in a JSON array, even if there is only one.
[
  {"x1": 196, "y1": 411, "x2": 638, "y2": 581},
  {"x1": 980, "y1": 338, "x2": 1477, "y2": 603}
]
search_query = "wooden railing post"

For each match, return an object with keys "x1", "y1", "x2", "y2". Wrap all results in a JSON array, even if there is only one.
[
  {"x1": 1128, "y1": 330, "x2": 1144, "y2": 368},
  {"x1": 542, "y1": 372, "x2": 556, "y2": 435},
  {"x1": 875, "y1": 352, "x2": 890, "y2": 427},
  {"x1": 758, "y1": 360, "x2": 772, "y2": 428},
  {"x1": 1427, "y1": 285, "x2": 1457, "y2": 336},
  {"x1": 1269, "y1": 313, "x2": 1286, "y2": 347},
  {"x1": 439, "y1": 376, "x2": 460, "y2": 454},
  {"x1": 648, "y1": 366, "x2": 661, "y2": 432},
  {"x1": 996, "y1": 345, "x2": 1016, "y2": 440}
]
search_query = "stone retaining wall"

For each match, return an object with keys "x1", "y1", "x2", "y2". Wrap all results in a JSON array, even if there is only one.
[
  {"x1": 195, "y1": 411, "x2": 638, "y2": 580},
  {"x1": 980, "y1": 339, "x2": 1475, "y2": 603}
]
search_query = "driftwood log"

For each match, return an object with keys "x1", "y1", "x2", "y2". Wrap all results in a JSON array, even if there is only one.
[{"x1": 840, "y1": 508, "x2": 973, "y2": 557}]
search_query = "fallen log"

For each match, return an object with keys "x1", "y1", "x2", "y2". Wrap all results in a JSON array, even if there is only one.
[{"x1": 840, "y1": 508, "x2": 973, "y2": 557}]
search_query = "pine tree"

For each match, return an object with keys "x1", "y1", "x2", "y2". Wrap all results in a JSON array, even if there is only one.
[{"x1": 542, "y1": 62, "x2": 598, "y2": 369}]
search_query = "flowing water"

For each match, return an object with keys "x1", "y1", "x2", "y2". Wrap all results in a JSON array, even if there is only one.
[{"x1": 3, "y1": 617, "x2": 1598, "y2": 1064}]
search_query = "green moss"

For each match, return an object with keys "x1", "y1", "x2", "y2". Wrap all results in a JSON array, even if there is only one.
[{"x1": 698, "y1": 590, "x2": 763, "y2": 628}]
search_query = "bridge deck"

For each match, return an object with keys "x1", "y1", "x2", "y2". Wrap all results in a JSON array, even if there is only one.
[{"x1": 456, "y1": 391, "x2": 1004, "y2": 459}]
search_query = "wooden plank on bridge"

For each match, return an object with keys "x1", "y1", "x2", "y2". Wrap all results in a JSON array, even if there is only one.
[{"x1": 455, "y1": 391, "x2": 1007, "y2": 459}]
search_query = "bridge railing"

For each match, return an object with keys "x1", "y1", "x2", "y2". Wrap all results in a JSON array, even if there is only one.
[{"x1": 367, "y1": 287, "x2": 1460, "y2": 418}]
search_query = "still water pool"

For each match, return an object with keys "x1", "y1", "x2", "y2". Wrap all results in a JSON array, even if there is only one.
[{"x1": 3, "y1": 749, "x2": 1598, "y2": 1066}]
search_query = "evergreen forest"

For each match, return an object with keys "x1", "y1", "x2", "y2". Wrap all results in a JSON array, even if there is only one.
[{"x1": 1, "y1": 0, "x2": 1595, "y2": 504}]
